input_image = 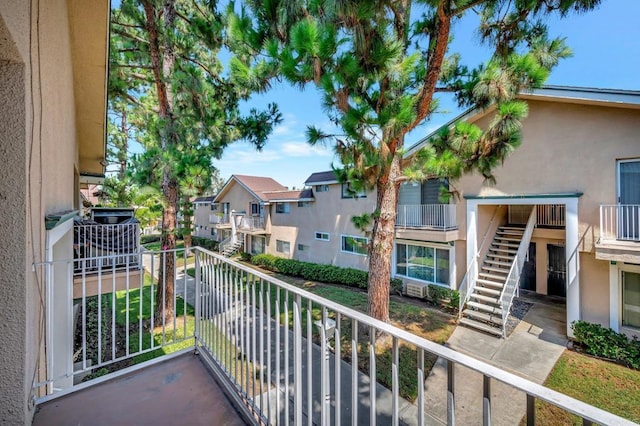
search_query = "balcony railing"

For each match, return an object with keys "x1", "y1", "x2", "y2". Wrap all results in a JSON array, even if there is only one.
[
  {"x1": 210, "y1": 213, "x2": 230, "y2": 225},
  {"x1": 600, "y1": 204, "x2": 640, "y2": 242},
  {"x1": 536, "y1": 204, "x2": 565, "y2": 227},
  {"x1": 237, "y1": 215, "x2": 265, "y2": 231},
  {"x1": 34, "y1": 248, "x2": 632, "y2": 425},
  {"x1": 395, "y1": 204, "x2": 457, "y2": 230},
  {"x1": 74, "y1": 220, "x2": 140, "y2": 274}
]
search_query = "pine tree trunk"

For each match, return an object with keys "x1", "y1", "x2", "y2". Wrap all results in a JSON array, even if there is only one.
[
  {"x1": 367, "y1": 155, "x2": 401, "y2": 323},
  {"x1": 157, "y1": 177, "x2": 178, "y2": 322}
]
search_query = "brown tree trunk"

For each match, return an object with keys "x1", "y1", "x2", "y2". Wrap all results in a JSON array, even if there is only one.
[
  {"x1": 157, "y1": 178, "x2": 178, "y2": 321},
  {"x1": 182, "y1": 196, "x2": 193, "y2": 254},
  {"x1": 367, "y1": 154, "x2": 402, "y2": 323}
]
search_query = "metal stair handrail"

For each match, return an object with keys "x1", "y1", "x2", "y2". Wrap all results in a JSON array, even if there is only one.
[
  {"x1": 458, "y1": 206, "x2": 501, "y2": 316},
  {"x1": 218, "y1": 236, "x2": 232, "y2": 254},
  {"x1": 498, "y1": 207, "x2": 536, "y2": 337}
]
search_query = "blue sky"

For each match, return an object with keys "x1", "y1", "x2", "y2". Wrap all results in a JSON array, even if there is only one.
[{"x1": 214, "y1": 1, "x2": 640, "y2": 189}]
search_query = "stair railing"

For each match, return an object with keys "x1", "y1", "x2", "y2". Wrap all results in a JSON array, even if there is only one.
[
  {"x1": 458, "y1": 206, "x2": 501, "y2": 317},
  {"x1": 219, "y1": 236, "x2": 232, "y2": 254},
  {"x1": 498, "y1": 207, "x2": 536, "y2": 337}
]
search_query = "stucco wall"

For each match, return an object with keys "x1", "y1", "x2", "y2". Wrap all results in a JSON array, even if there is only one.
[
  {"x1": 193, "y1": 203, "x2": 214, "y2": 238},
  {"x1": 0, "y1": 1, "x2": 80, "y2": 423}
]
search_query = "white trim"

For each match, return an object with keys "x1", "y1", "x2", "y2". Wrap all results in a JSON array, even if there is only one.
[
  {"x1": 611, "y1": 263, "x2": 640, "y2": 332},
  {"x1": 340, "y1": 234, "x2": 368, "y2": 256},
  {"x1": 394, "y1": 240, "x2": 454, "y2": 288}
]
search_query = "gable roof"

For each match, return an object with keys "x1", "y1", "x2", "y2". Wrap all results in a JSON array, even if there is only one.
[
  {"x1": 193, "y1": 195, "x2": 215, "y2": 203},
  {"x1": 263, "y1": 188, "x2": 314, "y2": 202},
  {"x1": 305, "y1": 170, "x2": 339, "y2": 185},
  {"x1": 214, "y1": 174, "x2": 288, "y2": 203},
  {"x1": 405, "y1": 85, "x2": 640, "y2": 158}
]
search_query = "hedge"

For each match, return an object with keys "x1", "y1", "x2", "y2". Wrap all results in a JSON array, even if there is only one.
[
  {"x1": 251, "y1": 254, "x2": 370, "y2": 289},
  {"x1": 192, "y1": 236, "x2": 220, "y2": 252},
  {"x1": 140, "y1": 234, "x2": 161, "y2": 245},
  {"x1": 571, "y1": 320, "x2": 640, "y2": 369}
]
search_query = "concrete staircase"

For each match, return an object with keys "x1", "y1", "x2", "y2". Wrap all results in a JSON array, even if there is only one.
[
  {"x1": 459, "y1": 226, "x2": 525, "y2": 336},
  {"x1": 221, "y1": 239, "x2": 243, "y2": 257}
]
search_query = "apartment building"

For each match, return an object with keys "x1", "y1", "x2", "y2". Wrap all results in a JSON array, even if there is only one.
[
  {"x1": 203, "y1": 86, "x2": 640, "y2": 340},
  {"x1": 192, "y1": 195, "x2": 217, "y2": 239}
]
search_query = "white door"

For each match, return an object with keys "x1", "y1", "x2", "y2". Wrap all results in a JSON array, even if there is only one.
[{"x1": 617, "y1": 160, "x2": 640, "y2": 240}]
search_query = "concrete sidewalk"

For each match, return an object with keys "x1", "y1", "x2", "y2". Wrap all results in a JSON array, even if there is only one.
[{"x1": 422, "y1": 301, "x2": 567, "y2": 425}]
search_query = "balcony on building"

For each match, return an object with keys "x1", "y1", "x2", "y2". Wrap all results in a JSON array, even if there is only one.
[{"x1": 596, "y1": 204, "x2": 640, "y2": 263}]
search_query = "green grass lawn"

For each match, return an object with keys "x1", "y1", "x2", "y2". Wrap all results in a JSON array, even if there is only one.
[{"x1": 534, "y1": 350, "x2": 640, "y2": 424}]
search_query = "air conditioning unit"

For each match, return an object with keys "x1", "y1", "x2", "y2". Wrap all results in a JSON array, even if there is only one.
[{"x1": 405, "y1": 282, "x2": 428, "y2": 298}]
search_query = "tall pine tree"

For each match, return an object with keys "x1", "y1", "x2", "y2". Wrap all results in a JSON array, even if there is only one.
[
  {"x1": 110, "y1": 0, "x2": 281, "y2": 320},
  {"x1": 233, "y1": 0, "x2": 601, "y2": 322}
]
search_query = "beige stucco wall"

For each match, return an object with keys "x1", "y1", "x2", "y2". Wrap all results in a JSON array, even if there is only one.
[
  {"x1": 453, "y1": 100, "x2": 640, "y2": 331},
  {"x1": 193, "y1": 203, "x2": 214, "y2": 239},
  {"x1": 219, "y1": 182, "x2": 262, "y2": 215},
  {"x1": 269, "y1": 184, "x2": 375, "y2": 270},
  {"x1": 0, "y1": 0, "x2": 103, "y2": 423}
]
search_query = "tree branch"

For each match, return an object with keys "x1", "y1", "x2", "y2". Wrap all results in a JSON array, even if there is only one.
[
  {"x1": 111, "y1": 28, "x2": 149, "y2": 45},
  {"x1": 449, "y1": 0, "x2": 486, "y2": 17}
]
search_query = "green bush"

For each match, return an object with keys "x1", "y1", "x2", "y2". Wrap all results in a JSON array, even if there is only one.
[
  {"x1": 239, "y1": 252, "x2": 252, "y2": 262},
  {"x1": 250, "y1": 254, "x2": 371, "y2": 289},
  {"x1": 447, "y1": 290, "x2": 460, "y2": 311},
  {"x1": 572, "y1": 320, "x2": 640, "y2": 369},
  {"x1": 140, "y1": 234, "x2": 161, "y2": 245},
  {"x1": 390, "y1": 278, "x2": 404, "y2": 295},
  {"x1": 192, "y1": 236, "x2": 219, "y2": 252}
]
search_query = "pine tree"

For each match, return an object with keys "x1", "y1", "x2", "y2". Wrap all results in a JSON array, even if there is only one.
[
  {"x1": 234, "y1": 0, "x2": 601, "y2": 322},
  {"x1": 110, "y1": 0, "x2": 281, "y2": 320}
]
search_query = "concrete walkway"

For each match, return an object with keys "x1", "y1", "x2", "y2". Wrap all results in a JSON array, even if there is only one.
[{"x1": 422, "y1": 300, "x2": 567, "y2": 425}]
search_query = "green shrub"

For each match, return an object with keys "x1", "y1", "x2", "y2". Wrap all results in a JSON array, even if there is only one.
[
  {"x1": 192, "y1": 236, "x2": 219, "y2": 252},
  {"x1": 572, "y1": 320, "x2": 640, "y2": 369},
  {"x1": 239, "y1": 252, "x2": 252, "y2": 262},
  {"x1": 390, "y1": 278, "x2": 404, "y2": 295},
  {"x1": 447, "y1": 290, "x2": 460, "y2": 311},
  {"x1": 426, "y1": 284, "x2": 449, "y2": 305},
  {"x1": 140, "y1": 234, "x2": 161, "y2": 245},
  {"x1": 249, "y1": 254, "x2": 371, "y2": 289}
]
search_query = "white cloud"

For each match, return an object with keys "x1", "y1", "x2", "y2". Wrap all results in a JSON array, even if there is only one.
[{"x1": 280, "y1": 141, "x2": 333, "y2": 157}]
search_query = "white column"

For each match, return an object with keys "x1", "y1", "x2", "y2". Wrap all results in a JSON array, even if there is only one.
[
  {"x1": 609, "y1": 262, "x2": 620, "y2": 332},
  {"x1": 565, "y1": 198, "x2": 580, "y2": 337},
  {"x1": 230, "y1": 209, "x2": 237, "y2": 243},
  {"x1": 466, "y1": 200, "x2": 478, "y2": 280}
]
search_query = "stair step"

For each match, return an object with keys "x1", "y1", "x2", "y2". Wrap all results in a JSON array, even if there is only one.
[
  {"x1": 500, "y1": 226, "x2": 525, "y2": 231},
  {"x1": 494, "y1": 237, "x2": 522, "y2": 243},
  {"x1": 470, "y1": 293, "x2": 500, "y2": 305},
  {"x1": 496, "y1": 230, "x2": 524, "y2": 236},
  {"x1": 484, "y1": 259, "x2": 513, "y2": 267},
  {"x1": 492, "y1": 242, "x2": 520, "y2": 248},
  {"x1": 463, "y1": 309, "x2": 504, "y2": 325},
  {"x1": 474, "y1": 286, "x2": 501, "y2": 297},
  {"x1": 476, "y1": 279, "x2": 505, "y2": 289},
  {"x1": 482, "y1": 266, "x2": 510, "y2": 274},
  {"x1": 459, "y1": 317, "x2": 503, "y2": 337},
  {"x1": 489, "y1": 247, "x2": 517, "y2": 254},
  {"x1": 485, "y1": 253, "x2": 514, "y2": 261},
  {"x1": 467, "y1": 301, "x2": 503, "y2": 315},
  {"x1": 478, "y1": 272, "x2": 508, "y2": 281}
]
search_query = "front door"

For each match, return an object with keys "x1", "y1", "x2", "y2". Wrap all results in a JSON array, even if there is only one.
[
  {"x1": 520, "y1": 243, "x2": 536, "y2": 291},
  {"x1": 547, "y1": 244, "x2": 566, "y2": 297},
  {"x1": 617, "y1": 160, "x2": 640, "y2": 240}
]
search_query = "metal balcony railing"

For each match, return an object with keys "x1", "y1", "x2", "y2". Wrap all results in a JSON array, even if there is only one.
[
  {"x1": 536, "y1": 204, "x2": 565, "y2": 227},
  {"x1": 34, "y1": 248, "x2": 633, "y2": 425},
  {"x1": 73, "y1": 220, "x2": 140, "y2": 274},
  {"x1": 600, "y1": 204, "x2": 640, "y2": 242},
  {"x1": 210, "y1": 213, "x2": 230, "y2": 225},
  {"x1": 396, "y1": 204, "x2": 457, "y2": 230},
  {"x1": 238, "y1": 215, "x2": 265, "y2": 231}
]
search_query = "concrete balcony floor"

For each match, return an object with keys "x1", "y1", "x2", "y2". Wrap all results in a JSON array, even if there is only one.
[{"x1": 33, "y1": 353, "x2": 248, "y2": 426}]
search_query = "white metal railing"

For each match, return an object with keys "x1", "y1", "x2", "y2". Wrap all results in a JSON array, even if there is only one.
[
  {"x1": 600, "y1": 204, "x2": 640, "y2": 242},
  {"x1": 396, "y1": 204, "x2": 457, "y2": 230},
  {"x1": 210, "y1": 213, "x2": 230, "y2": 224},
  {"x1": 33, "y1": 249, "x2": 194, "y2": 397},
  {"x1": 33, "y1": 247, "x2": 634, "y2": 425},
  {"x1": 499, "y1": 207, "x2": 536, "y2": 337},
  {"x1": 218, "y1": 236, "x2": 232, "y2": 254},
  {"x1": 74, "y1": 221, "x2": 140, "y2": 275},
  {"x1": 459, "y1": 207, "x2": 500, "y2": 315},
  {"x1": 536, "y1": 204, "x2": 565, "y2": 227},
  {"x1": 238, "y1": 215, "x2": 265, "y2": 231},
  {"x1": 192, "y1": 248, "x2": 632, "y2": 426}
]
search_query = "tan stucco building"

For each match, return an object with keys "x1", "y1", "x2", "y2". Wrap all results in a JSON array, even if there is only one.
[
  {"x1": 202, "y1": 87, "x2": 640, "y2": 340},
  {"x1": 0, "y1": 0, "x2": 109, "y2": 423}
]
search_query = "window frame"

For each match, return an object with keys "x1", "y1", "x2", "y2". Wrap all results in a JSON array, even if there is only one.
[
  {"x1": 315, "y1": 232, "x2": 330, "y2": 241},
  {"x1": 275, "y1": 202, "x2": 290, "y2": 214},
  {"x1": 340, "y1": 234, "x2": 368, "y2": 256},
  {"x1": 395, "y1": 241, "x2": 451, "y2": 286},
  {"x1": 341, "y1": 183, "x2": 367, "y2": 199},
  {"x1": 298, "y1": 200, "x2": 310, "y2": 207},
  {"x1": 622, "y1": 270, "x2": 640, "y2": 329},
  {"x1": 276, "y1": 239, "x2": 290, "y2": 254},
  {"x1": 315, "y1": 184, "x2": 329, "y2": 192}
]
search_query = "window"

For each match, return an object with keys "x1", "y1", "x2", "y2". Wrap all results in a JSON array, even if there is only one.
[
  {"x1": 251, "y1": 236, "x2": 265, "y2": 255},
  {"x1": 315, "y1": 232, "x2": 330, "y2": 241},
  {"x1": 316, "y1": 185, "x2": 329, "y2": 192},
  {"x1": 276, "y1": 203, "x2": 290, "y2": 214},
  {"x1": 211, "y1": 229, "x2": 216, "y2": 237},
  {"x1": 298, "y1": 201, "x2": 310, "y2": 207},
  {"x1": 251, "y1": 203, "x2": 260, "y2": 215},
  {"x1": 341, "y1": 235, "x2": 368, "y2": 255},
  {"x1": 395, "y1": 243, "x2": 450, "y2": 285},
  {"x1": 622, "y1": 271, "x2": 640, "y2": 328},
  {"x1": 341, "y1": 183, "x2": 366, "y2": 198},
  {"x1": 276, "y1": 240, "x2": 290, "y2": 254},
  {"x1": 298, "y1": 244, "x2": 308, "y2": 251},
  {"x1": 210, "y1": 203, "x2": 216, "y2": 211}
]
